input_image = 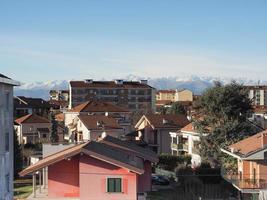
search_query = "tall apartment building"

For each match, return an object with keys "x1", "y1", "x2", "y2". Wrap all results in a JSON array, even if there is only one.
[
  {"x1": 0, "y1": 74, "x2": 19, "y2": 200},
  {"x1": 69, "y1": 79, "x2": 156, "y2": 113},
  {"x1": 246, "y1": 85, "x2": 267, "y2": 106}
]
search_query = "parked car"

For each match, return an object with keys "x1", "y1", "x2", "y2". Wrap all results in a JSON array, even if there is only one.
[{"x1": 152, "y1": 175, "x2": 170, "y2": 185}]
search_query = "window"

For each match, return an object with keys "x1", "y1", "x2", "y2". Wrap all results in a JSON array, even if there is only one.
[
  {"x1": 107, "y1": 178, "x2": 122, "y2": 193},
  {"x1": 5, "y1": 132, "x2": 9, "y2": 152},
  {"x1": 42, "y1": 134, "x2": 47, "y2": 138}
]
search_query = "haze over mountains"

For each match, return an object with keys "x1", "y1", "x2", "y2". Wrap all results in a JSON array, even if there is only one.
[{"x1": 14, "y1": 75, "x2": 266, "y2": 100}]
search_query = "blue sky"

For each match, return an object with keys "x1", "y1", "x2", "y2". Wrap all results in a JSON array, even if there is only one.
[{"x1": 0, "y1": 0, "x2": 267, "y2": 82}]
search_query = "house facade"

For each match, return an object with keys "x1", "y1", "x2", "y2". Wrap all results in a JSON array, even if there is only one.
[
  {"x1": 135, "y1": 114, "x2": 189, "y2": 154},
  {"x1": 68, "y1": 115, "x2": 124, "y2": 142},
  {"x1": 246, "y1": 85, "x2": 267, "y2": 106},
  {"x1": 221, "y1": 130, "x2": 267, "y2": 198},
  {"x1": 14, "y1": 96, "x2": 51, "y2": 118},
  {"x1": 156, "y1": 89, "x2": 193, "y2": 102},
  {"x1": 20, "y1": 135, "x2": 158, "y2": 200},
  {"x1": 170, "y1": 122, "x2": 202, "y2": 167},
  {"x1": 64, "y1": 101, "x2": 132, "y2": 140},
  {"x1": 0, "y1": 74, "x2": 19, "y2": 200},
  {"x1": 68, "y1": 79, "x2": 156, "y2": 113},
  {"x1": 14, "y1": 114, "x2": 52, "y2": 144}
]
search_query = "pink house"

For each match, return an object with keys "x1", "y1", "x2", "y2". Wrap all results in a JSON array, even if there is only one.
[{"x1": 20, "y1": 135, "x2": 158, "y2": 200}]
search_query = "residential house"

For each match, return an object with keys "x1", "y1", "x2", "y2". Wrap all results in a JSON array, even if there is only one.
[
  {"x1": 64, "y1": 100, "x2": 132, "y2": 134},
  {"x1": 170, "y1": 122, "x2": 202, "y2": 167},
  {"x1": 246, "y1": 85, "x2": 267, "y2": 106},
  {"x1": 156, "y1": 89, "x2": 193, "y2": 102},
  {"x1": 0, "y1": 73, "x2": 19, "y2": 200},
  {"x1": 69, "y1": 79, "x2": 156, "y2": 113},
  {"x1": 156, "y1": 90, "x2": 176, "y2": 102},
  {"x1": 19, "y1": 135, "x2": 158, "y2": 200},
  {"x1": 14, "y1": 114, "x2": 52, "y2": 144},
  {"x1": 135, "y1": 114, "x2": 189, "y2": 154},
  {"x1": 68, "y1": 115, "x2": 124, "y2": 142},
  {"x1": 221, "y1": 130, "x2": 267, "y2": 198},
  {"x1": 49, "y1": 90, "x2": 69, "y2": 101},
  {"x1": 175, "y1": 89, "x2": 193, "y2": 102},
  {"x1": 14, "y1": 96, "x2": 51, "y2": 118},
  {"x1": 248, "y1": 106, "x2": 267, "y2": 129}
]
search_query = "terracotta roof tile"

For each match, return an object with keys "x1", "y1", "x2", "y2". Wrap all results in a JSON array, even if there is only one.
[
  {"x1": 181, "y1": 122, "x2": 198, "y2": 133},
  {"x1": 78, "y1": 115, "x2": 122, "y2": 130},
  {"x1": 55, "y1": 113, "x2": 64, "y2": 122},
  {"x1": 19, "y1": 136, "x2": 154, "y2": 176},
  {"x1": 100, "y1": 135, "x2": 158, "y2": 163},
  {"x1": 229, "y1": 130, "x2": 267, "y2": 156},
  {"x1": 71, "y1": 101, "x2": 130, "y2": 113},
  {"x1": 157, "y1": 90, "x2": 176, "y2": 94},
  {"x1": 15, "y1": 96, "x2": 51, "y2": 109},
  {"x1": 143, "y1": 114, "x2": 189, "y2": 129},
  {"x1": 15, "y1": 114, "x2": 50, "y2": 124},
  {"x1": 70, "y1": 80, "x2": 153, "y2": 89}
]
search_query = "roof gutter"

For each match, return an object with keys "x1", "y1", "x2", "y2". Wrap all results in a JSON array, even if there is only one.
[
  {"x1": 220, "y1": 148, "x2": 242, "y2": 160},
  {"x1": 0, "y1": 77, "x2": 20, "y2": 86}
]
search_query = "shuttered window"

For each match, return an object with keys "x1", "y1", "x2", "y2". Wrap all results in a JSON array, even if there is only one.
[{"x1": 107, "y1": 178, "x2": 122, "y2": 193}]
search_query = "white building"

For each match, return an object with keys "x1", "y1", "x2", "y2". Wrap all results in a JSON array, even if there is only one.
[
  {"x1": 170, "y1": 122, "x2": 202, "y2": 167},
  {"x1": 0, "y1": 74, "x2": 19, "y2": 200}
]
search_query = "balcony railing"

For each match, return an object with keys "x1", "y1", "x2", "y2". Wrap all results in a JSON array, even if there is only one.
[
  {"x1": 171, "y1": 143, "x2": 188, "y2": 151},
  {"x1": 221, "y1": 170, "x2": 267, "y2": 189}
]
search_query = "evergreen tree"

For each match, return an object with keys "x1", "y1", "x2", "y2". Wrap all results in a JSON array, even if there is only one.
[
  {"x1": 167, "y1": 102, "x2": 187, "y2": 115},
  {"x1": 194, "y1": 81, "x2": 257, "y2": 167},
  {"x1": 14, "y1": 130, "x2": 23, "y2": 178},
  {"x1": 50, "y1": 112, "x2": 59, "y2": 143}
]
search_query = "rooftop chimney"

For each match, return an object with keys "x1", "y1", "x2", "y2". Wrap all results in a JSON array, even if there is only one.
[
  {"x1": 163, "y1": 118, "x2": 168, "y2": 125},
  {"x1": 115, "y1": 79, "x2": 123, "y2": 85},
  {"x1": 84, "y1": 79, "x2": 93, "y2": 84},
  {"x1": 140, "y1": 80, "x2": 148, "y2": 84}
]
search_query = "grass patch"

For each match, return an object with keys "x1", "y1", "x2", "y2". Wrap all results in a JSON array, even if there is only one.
[{"x1": 14, "y1": 185, "x2": 32, "y2": 199}]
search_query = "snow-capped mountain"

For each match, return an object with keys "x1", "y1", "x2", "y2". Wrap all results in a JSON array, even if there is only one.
[{"x1": 14, "y1": 75, "x2": 267, "y2": 100}]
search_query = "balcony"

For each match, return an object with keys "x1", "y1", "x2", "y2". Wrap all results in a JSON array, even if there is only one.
[
  {"x1": 171, "y1": 143, "x2": 188, "y2": 151},
  {"x1": 222, "y1": 170, "x2": 267, "y2": 190}
]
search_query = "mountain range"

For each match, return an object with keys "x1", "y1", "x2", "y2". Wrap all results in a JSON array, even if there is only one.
[{"x1": 14, "y1": 75, "x2": 266, "y2": 100}]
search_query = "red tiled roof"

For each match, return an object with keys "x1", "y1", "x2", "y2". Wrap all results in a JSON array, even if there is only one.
[
  {"x1": 229, "y1": 130, "x2": 267, "y2": 156},
  {"x1": 139, "y1": 114, "x2": 189, "y2": 129},
  {"x1": 49, "y1": 100, "x2": 69, "y2": 108},
  {"x1": 15, "y1": 96, "x2": 51, "y2": 109},
  {"x1": 157, "y1": 90, "x2": 176, "y2": 94},
  {"x1": 70, "y1": 80, "x2": 153, "y2": 89},
  {"x1": 100, "y1": 135, "x2": 158, "y2": 163},
  {"x1": 19, "y1": 135, "x2": 154, "y2": 176},
  {"x1": 181, "y1": 122, "x2": 198, "y2": 133},
  {"x1": 15, "y1": 114, "x2": 50, "y2": 124},
  {"x1": 55, "y1": 113, "x2": 64, "y2": 122},
  {"x1": 78, "y1": 115, "x2": 122, "y2": 130},
  {"x1": 71, "y1": 101, "x2": 130, "y2": 113}
]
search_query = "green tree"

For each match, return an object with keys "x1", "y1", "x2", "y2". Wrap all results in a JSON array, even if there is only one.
[
  {"x1": 166, "y1": 102, "x2": 187, "y2": 115},
  {"x1": 14, "y1": 130, "x2": 23, "y2": 178},
  {"x1": 158, "y1": 106, "x2": 168, "y2": 114},
  {"x1": 50, "y1": 112, "x2": 59, "y2": 143},
  {"x1": 194, "y1": 81, "x2": 258, "y2": 166}
]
